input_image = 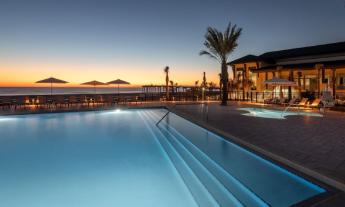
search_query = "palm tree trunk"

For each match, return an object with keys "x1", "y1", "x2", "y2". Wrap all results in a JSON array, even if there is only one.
[
  {"x1": 232, "y1": 67, "x2": 236, "y2": 83},
  {"x1": 242, "y1": 71, "x2": 245, "y2": 101},
  {"x1": 221, "y1": 61, "x2": 228, "y2": 105},
  {"x1": 166, "y1": 75, "x2": 169, "y2": 101},
  {"x1": 219, "y1": 81, "x2": 222, "y2": 100}
]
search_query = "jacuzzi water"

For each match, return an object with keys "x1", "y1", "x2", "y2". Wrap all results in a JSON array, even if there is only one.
[
  {"x1": 0, "y1": 109, "x2": 326, "y2": 207},
  {"x1": 238, "y1": 107, "x2": 323, "y2": 119}
]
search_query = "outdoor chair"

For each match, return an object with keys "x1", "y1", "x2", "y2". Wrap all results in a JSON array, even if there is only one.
[
  {"x1": 281, "y1": 97, "x2": 297, "y2": 107},
  {"x1": 105, "y1": 95, "x2": 117, "y2": 105},
  {"x1": 35, "y1": 96, "x2": 47, "y2": 109},
  {"x1": 292, "y1": 98, "x2": 309, "y2": 108},
  {"x1": 336, "y1": 97, "x2": 345, "y2": 106},
  {"x1": 46, "y1": 96, "x2": 56, "y2": 107},
  {"x1": 0, "y1": 98, "x2": 3, "y2": 109},
  {"x1": 308, "y1": 98, "x2": 321, "y2": 108},
  {"x1": 85, "y1": 96, "x2": 95, "y2": 107},
  {"x1": 68, "y1": 96, "x2": 79, "y2": 107},
  {"x1": 137, "y1": 94, "x2": 146, "y2": 103},
  {"x1": 321, "y1": 91, "x2": 335, "y2": 108},
  {"x1": 56, "y1": 96, "x2": 69, "y2": 108},
  {"x1": 3, "y1": 97, "x2": 12, "y2": 109},
  {"x1": 14, "y1": 96, "x2": 27, "y2": 110},
  {"x1": 79, "y1": 95, "x2": 89, "y2": 107},
  {"x1": 95, "y1": 95, "x2": 105, "y2": 106},
  {"x1": 277, "y1": 97, "x2": 287, "y2": 105}
]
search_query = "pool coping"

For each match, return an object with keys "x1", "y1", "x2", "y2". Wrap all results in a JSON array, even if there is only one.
[{"x1": 167, "y1": 106, "x2": 345, "y2": 206}]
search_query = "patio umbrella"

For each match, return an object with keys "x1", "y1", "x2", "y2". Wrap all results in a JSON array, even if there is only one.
[
  {"x1": 264, "y1": 77, "x2": 297, "y2": 98},
  {"x1": 107, "y1": 79, "x2": 130, "y2": 95},
  {"x1": 81, "y1": 80, "x2": 107, "y2": 93},
  {"x1": 36, "y1": 77, "x2": 68, "y2": 96}
]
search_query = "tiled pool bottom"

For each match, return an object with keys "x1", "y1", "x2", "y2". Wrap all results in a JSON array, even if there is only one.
[
  {"x1": 0, "y1": 109, "x2": 326, "y2": 206},
  {"x1": 238, "y1": 107, "x2": 323, "y2": 119}
]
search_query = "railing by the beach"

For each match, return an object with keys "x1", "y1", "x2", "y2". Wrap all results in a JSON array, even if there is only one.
[
  {"x1": 228, "y1": 90, "x2": 345, "y2": 105},
  {"x1": 0, "y1": 91, "x2": 221, "y2": 110}
]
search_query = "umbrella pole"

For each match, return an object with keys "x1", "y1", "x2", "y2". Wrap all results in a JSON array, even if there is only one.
[
  {"x1": 51, "y1": 82, "x2": 53, "y2": 96},
  {"x1": 118, "y1": 84, "x2": 119, "y2": 96}
]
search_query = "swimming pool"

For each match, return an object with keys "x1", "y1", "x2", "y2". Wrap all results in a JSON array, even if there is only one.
[
  {"x1": 238, "y1": 107, "x2": 323, "y2": 119},
  {"x1": 0, "y1": 109, "x2": 326, "y2": 206}
]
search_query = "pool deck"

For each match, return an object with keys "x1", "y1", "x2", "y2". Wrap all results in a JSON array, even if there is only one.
[{"x1": 170, "y1": 102, "x2": 345, "y2": 206}]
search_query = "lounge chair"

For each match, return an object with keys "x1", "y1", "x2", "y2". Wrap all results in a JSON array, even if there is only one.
[
  {"x1": 308, "y1": 98, "x2": 321, "y2": 108},
  {"x1": 321, "y1": 91, "x2": 335, "y2": 108},
  {"x1": 281, "y1": 97, "x2": 297, "y2": 106},
  {"x1": 278, "y1": 97, "x2": 288, "y2": 106},
  {"x1": 292, "y1": 98, "x2": 309, "y2": 108}
]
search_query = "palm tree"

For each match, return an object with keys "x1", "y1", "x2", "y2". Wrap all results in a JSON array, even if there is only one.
[
  {"x1": 208, "y1": 82, "x2": 216, "y2": 92},
  {"x1": 201, "y1": 72, "x2": 207, "y2": 88},
  {"x1": 200, "y1": 22, "x2": 242, "y2": 105},
  {"x1": 164, "y1": 66, "x2": 170, "y2": 100},
  {"x1": 195, "y1": 80, "x2": 199, "y2": 87},
  {"x1": 170, "y1": 80, "x2": 174, "y2": 94}
]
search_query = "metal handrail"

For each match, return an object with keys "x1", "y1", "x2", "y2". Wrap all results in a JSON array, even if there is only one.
[
  {"x1": 156, "y1": 111, "x2": 170, "y2": 126},
  {"x1": 156, "y1": 103, "x2": 177, "y2": 125}
]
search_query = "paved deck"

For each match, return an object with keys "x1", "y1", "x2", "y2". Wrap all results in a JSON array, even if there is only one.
[
  {"x1": 172, "y1": 102, "x2": 345, "y2": 206},
  {"x1": 173, "y1": 102, "x2": 345, "y2": 185}
]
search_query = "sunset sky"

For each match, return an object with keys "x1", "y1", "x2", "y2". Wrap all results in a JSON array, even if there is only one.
[{"x1": 1, "y1": 0, "x2": 345, "y2": 87}]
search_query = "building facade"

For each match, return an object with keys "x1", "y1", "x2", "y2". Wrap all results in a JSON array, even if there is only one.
[{"x1": 229, "y1": 42, "x2": 345, "y2": 101}]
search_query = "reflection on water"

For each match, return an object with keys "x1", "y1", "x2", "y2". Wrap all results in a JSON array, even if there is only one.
[{"x1": 0, "y1": 110, "x2": 196, "y2": 207}]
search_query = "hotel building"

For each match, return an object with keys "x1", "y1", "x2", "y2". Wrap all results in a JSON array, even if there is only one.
[{"x1": 229, "y1": 41, "x2": 345, "y2": 102}]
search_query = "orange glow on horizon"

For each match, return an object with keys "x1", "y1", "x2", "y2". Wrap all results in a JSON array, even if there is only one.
[{"x1": 0, "y1": 62, "x2": 220, "y2": 87}]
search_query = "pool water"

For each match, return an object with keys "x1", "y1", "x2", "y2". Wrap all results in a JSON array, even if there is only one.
[
  {"x1": 238, "y1": 107, "x2": 323, "y2": 119},
  {"x1": 0, "y1": 110, "x2": 196, "y2": 207},
  {"x1": 0, "y1": 109, "x2": 326, "y2": 207}
]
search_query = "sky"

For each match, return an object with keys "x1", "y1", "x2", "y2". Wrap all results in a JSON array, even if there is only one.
[{"x1": 0, "y1": 0, "x2": 345, "y2": 87}]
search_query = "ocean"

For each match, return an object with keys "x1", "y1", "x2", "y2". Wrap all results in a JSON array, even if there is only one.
[{"x1": 0, "y1": 87, "x2": 143, "y2": 96}]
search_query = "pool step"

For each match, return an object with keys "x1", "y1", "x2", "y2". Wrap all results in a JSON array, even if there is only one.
[
  {"x1": 147, "y1": 110, "x2": 269, "y2": 207},
  {"x1": 139, "y1": 111, "x2": 220, "y2": 207},
  {"x1": 144, "y1": 111, "x2": 244, "y2": 207}
]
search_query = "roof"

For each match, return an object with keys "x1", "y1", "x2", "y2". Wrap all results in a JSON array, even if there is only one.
[
  {"x1": 228, "y1": 55, "x2": 259, "y2": 65},
  {"x1": 232, "y1": 41, "x2": 345, "y2": 71},
  {"x1": 250, "y1": 59, "x2": 345, "y2": 73},
  {"x1": 260, "y1": 41, "x2": 345, "y2": 60}
]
